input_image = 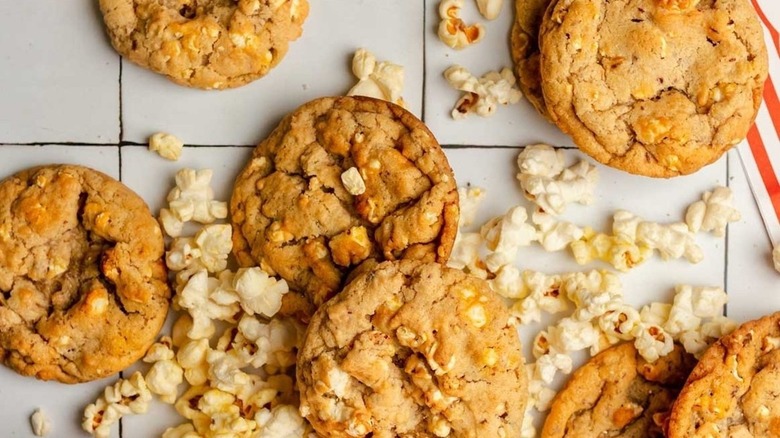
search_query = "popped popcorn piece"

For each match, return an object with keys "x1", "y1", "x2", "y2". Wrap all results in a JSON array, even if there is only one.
[
  {"x1": 82, "y1": 399, "x2": 120, "y2": 438},
  {"x1": 198, "y1": 388, "x2": 257, "y2": 435},
  {"x1": 232, "y1": 267, "x2": 289, "y2": 318},
  {"x1": 347, "y1": 48, "x2": 405, "y2": 106},
  {"x1": 207, "y1": 349, "x2": 253, "y2": 394},
  {"x1": 516, "y1": 145, "x2": 599, "y2": 216},
  {"x1": 177, "y1": 338, "x2": 210, "y2": 386},
  {"x1": 636, "y1": 220, "x2": 703, "y2": 263},
  {"x1": 531, "y1": 330, "x2": 554, "y2": 359},
  {"x1": 480, "y1": 206, "x2": 537, "y2": 272},
  {"x1": 520, "y1": 408, "x2": 537, "y2": 438},
  {"x1": 161, "y1": 169, "x2": 228, "y2": 237},
  {"x1": 476, "y1": 0, "x2": 503, "y2": 20},
  {"x1": 437, "y1": 0, "x2": 486, "y2": 49},
  {"x1": 194, "y1": 224, "x2": 233, "y2": 273},
  {"x1": 447, "y1": 231, "x2": 487, "y2": 279},
  {"x1": 176, "y1": 270, "x2": 238, "y2": 340},
  {"x1": 563, "y1": 270, "x2": 623, "y2": 321},
  {"x1": 509, "y1": 271, "x2": 566, "y2": 323},
  {"x1": 490, "y1": 264, "x2": 525, "y2": 299},
  {"x1": 679, "y1": 330, "x2": 709, "y2": 357},
  {"x1": 639, "y1": 302, "x2": 672, "y2": 326},
  {"x1": 30, "y1": 409, "x2": 51, "y2": 437},
  {"x1": 570, "y1": 229, "x2": 651, "y2": 272},
  {"x1": 700, "y1": 316, "x2": 738, "y2": 339},
  {"x1": 685, "y1": 186, "x2": 741, "y2": 237},
  {"x1": 458, "y1": 186, "x2": 486, "y2": 227},
  {"x1": 340, "y1": 167, "x2": 366, "y2": 196},
  {"x1": 445, "y1": 65, "x2": 522, "y2": 119},
  {"x1": 82, "y1": 372, "x2": 153, "y2": 438},
  {"x1": 688, "y1": 285, "x2": 728, "y2": 318},
  {"x1": 149, "y1": 132, "x2": 184, "y2": 161},
  {"x1": 664, "y1": 287, "x2": 702, "y2": 337},
  {"x1": 172, "y1": 314, "x2": 194, "y2": 348},
  {"x1": 144, "y1": 337, "x2": 184, "y2": 404},
  {"x1": 528, "y1": 377, "x2": 556, "y2": 411},
  {"x1": 547, "y1": 317, "x2": 599, "y2": 352},
  {"x1": 632, "y1": 323, "x2": 674, "y2": 363},
  {"x1": 238, "y1": 315, "x2": 301, "y2": 370},
  {"x1": 534, "y1": 353, "x2": 573, "y2": 384},
  {"x1": 256, "y1": 405, "x2": 308, "y2": 437},
  {"x1": 598, "y1": 303, "x2": 641, "y2": 341},
  {"x1": 774, "y1": 244, "x2": 780, "y2": 274},
  {"x1": 162, "y1": 423, "x2": 200, "y2": 438},
  {"x1": 532, "y1": 210, "x2": 584, "y2": 252}
]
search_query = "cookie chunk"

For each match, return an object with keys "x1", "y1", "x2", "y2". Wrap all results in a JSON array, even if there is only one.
[
  {"x1": 667, "y1": 312, "x2": 780, "y2": 437},
  {"x1": 98, "y1": 0, "x2": 309, "y2": 89},
  {"x1": 510, "y1": 0, "x2": 552, "y2": 119},
  {"x1": 0, "y1": 165, "x2": 170, "y2": 383},
  {"x1": 297, "y1": 260, "x2": 527, "y2": 437},
  {"x1": 230, "y1": 96, "x2": 459, "y2": 320},
  {"x1": 543, "y1": 343, "x2": 696, "y2": 438},
  {"x1": 539, "y1": 0, "x2": 768, "y2": 177}
]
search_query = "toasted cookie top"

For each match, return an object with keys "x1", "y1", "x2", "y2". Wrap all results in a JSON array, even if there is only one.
[
  {"x1": 542, "y1": 342, "x2": 696, "y2": 437},
  {"x1": 296, "y1": 260, "x2": 527, "y2": 437},
  {"x1": 230, "y1": 96, "x2": 459, "y2": 319},
  {"x1": 0, "y1": 165, "x2": 170, "y2": 383},
  {"x1": 98, "y1": 0, "x2": 308, "y2": 89},
  {"x1": 667, "y1": 312, "x2": 780, "y2": 437},
  {"x1": 510, "y1": 0, "x2": 553, "y2": 119},
  {"x1": 539, "y1": 0, "x2": 768, "y2": 177}
]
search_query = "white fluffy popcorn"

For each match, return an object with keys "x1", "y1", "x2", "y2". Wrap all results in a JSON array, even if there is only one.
[
  {"x1": 476, "y1": 0, "x2": 503, "y2": 20},
  {"x1": 547, "y1": 317, "x2": 599, "y2": 352},
  {"x1": 533, "y1": 353, "x2": 573, "y2": 385},
  {"x1": 598, "y1": 303, "x2": 641, "y2": 341},
  {"x1": 161, "y1": 169, "x2": 228, "y2": 238},
  {"x1": 570, "y1": 229, "x2": 651, "y2": 272},
  {"x1": 207, "y1": 349, "x2": 253, "y2": 395},
  {"x1": 162, "y1": 423, "x2": 200, "y2": 438},
  {"x1": 143, "y1": 337, "x2": 184, "y2": 404},
  {"x1": 458, "y1": 186, "x2": 486, "y2": 227},
  {"x1": 528, "y1": 376, "x2": 557, "y2": 412},
  {"x1": 490, "y1": 264, "x2": 525, "y2": 299},
  {"x1": 255, "y1": 405, "x2": 308, "y2": 437},
  {"x1": 509, "y1": 271, "x2": 566, "y2": 323},
  {"x1": 149, "y1": 132, "x2": 184, "y2": 161},
  {"x1": 639, "y1": 302, "x2": 672, "y2": 326},
  {"x1": 516, "y1": 145, "x2": 598, "y2": 216},
  {"x1": 445, "y1": 65, "x2": 521, "y2": 119},
  {"x1": 177, "y1": 338, "x2": 210, "y2": 386},
  {"x1": 685, "y1": 186, "x2": 741, "y2": 237},
  {"x1": 347, "y1": 48, "x2": 405, "y2": 106},
  {"x1": 636, "y1": 221, "x2": 703, "y2": 263},
  {"x1": 340, "y1": 167, "x2": 366, "y2": 196},
  {"x1": 632, "y1": 323, "x2": 674, "y2": 363},
  {"x1": 563, "y1": 270, "x2": 623, "y2": 321},
  {"x1": 194, "y1": 224, "x2": 233, "y2": 273},
  {"x1": 437, "y1": 0, "x2": 486, "y2": 50},
  {"x1": 532, "y1": 210, "x2": 584, "y2": 252},
  {"x1": 481, "y1": 206, "x2": 537, "y2": 272},
  {"x1": 82, "y1": 372, "x2": 153, "y2": 438},
  {"x1": 232, "y1": 267, "x2": 289, "y2": 318},
  {"x1": 238, "y1": 315, "x2": 300, "y2": 370},
  {"x1": 177, "y1": 270, "x2": 238, "y2": 340},
  {"x1": 447, "y1": 231, "x2": 487, "y2": 279},
  {"x1": 30, "y1": 409, "x2": 51, "y2": 437}
]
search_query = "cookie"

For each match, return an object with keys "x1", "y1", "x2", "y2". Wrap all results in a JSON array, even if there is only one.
[
  {"x1": 667, "y1": 312, "x2": 780, "y2": 437},
  {"x1": 539, "y1": 0, "x2": 768, "y2": 177},
  {"x1": 296, "y1": 260, "x2": 527, "y2": 437},
  {"x1": 510, "y1": 0, "x2": 552, "y2": 119},
  {"x1": 230, "y1": 96, "x2": 459, "y2": 320},
  {"x1": 0, "y1": 165, "x2": 170, "y2": 383},
  {"x1": 542, "y1": 342, "x2": 696, "y2": 437},
  {"x1": 98, "y1": 0, "x2": 309, "y2": 89}
]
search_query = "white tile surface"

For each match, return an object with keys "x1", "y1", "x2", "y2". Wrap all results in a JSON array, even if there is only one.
[
  {"x1": 0, "y1": 1, "x2": 120, "y2": 144},
  {"x1": 0, "y1": 145, "x2": 120, "y2": 438},
  {"x1": 423, "y1": 1, "x2": 571, "y2": 146},
  {"x1": 0, "y1": 1, "x2": 778, "y2": 437},
  {"x1": 121, "y1": 1, "x2": 425, "y2": 145}
]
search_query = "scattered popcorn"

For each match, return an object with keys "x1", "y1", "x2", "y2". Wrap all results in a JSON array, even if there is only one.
[
  {"x1": 340, "y1": 167, "x2": 366, "y2": 196},
  {"x1": 516, "y1": 145, "x2": 598, "y2": 216},
  {"x1": 447, "y1": 231, "x2": 487, "y2": 279},
  {"x1": 232, "y1": 267, "x2": 289, "y2": 318},
  {"x1": 207, "y1": 349, "x2": 253, "y2": 395},
  {"x1": 520, "y1": 408, "x2": 537, "y2": 438},
  {"x1": 639, "y1": 302, "x2": 672, "y2": 326},
  {"x1": 548, "y1": 317, "x2": 599, "y2": 352},
  {"x1": 481, "y1": 206, "x2": 537, "y2": 272},
  {"x1": 476, "y1": 0, "x2": 503, "y2": 20},
  {"x1": 533, "y1": 353, "x2": 573, "y2": 385},
  {"x1": 347, "y1": 48, "x2": 405, "y2": 106},
  {"x1": 458, "y1": 186, "x2": 486, "y2": 227},
  {"x1": 563, "y1": 270, "x2": 622, "y2": 321},
  {"x1": 700, "y1": 316, "x2": 738, "y2": 339},
  {"x1": 176, "y1": 270, "x2": 237, "y2": 340},
  {"x1": 632, "y1": 323, "x2": 674, "y2": 363},
  {"x1": 508, "y1": 271, "x2": 566, "y2": 323},
  {"x1": 162, "y1": 423, "x2": 199, "y2": 438},
  {"x1": 149, "y1": 132, "x2": 184, "y2": 161},
  {"x1": 532, "y1": 210, "x2": 584, "y2": 252},
  {"x1": 570, "y1": 229, "x2": 651, "y2": 272},
  {"x1": 679, "y1": 330, "x2": 709, "y2": 357},
  {"x1": 144, "y1": 337, "x2": 184, "y2": 404},
  {"x1": 685, "y1": 186, "x2": 741, "y2": 237},
  {"x1": 528, "y1": 376, "x2": 556, "y2": 411},
  {"x1": 194, "y1": 224, "x2": 233, "y2": 273},
  {"x1": 445, "y1": 65, "x2": 521, "y2": 119},
  {"x1": 636, "y1": 220, "x2": 703, "y2": 263},
  {"x1": 177, "y1": 338, "x2": 210, "y2": 386},
  {"x1": 237, "y1": 315, "x2": 301, "y2": 370},
  {"x1": 437, "y1": 0, "x2": 485, "y2": 49},
  {"x1": 30, "y1": 409, "x2": 51, "y2": 437},
  {"x1": 82, "y1": 372, "x2": 152, "y2": 438},
  {"x1": 598, "y1": 303, "x2": 641, "y2": 341},
  {"x1": 256, "y1": 405, "x2": 308, "y2": 437},
  {"x1": 161, "y1": 169, "x2": 228, "y2": 238}
]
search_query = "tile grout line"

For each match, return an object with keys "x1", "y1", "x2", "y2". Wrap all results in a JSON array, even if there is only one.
[
  {"x1": 421, "y1": 0, "x2": 427, "y2": 123},
  {"x1": 724, "y1": 153, "x2": 731, "y2": 318},
  {"x1": 118, "y1": 55, "x2": 125, "y2": 438}
]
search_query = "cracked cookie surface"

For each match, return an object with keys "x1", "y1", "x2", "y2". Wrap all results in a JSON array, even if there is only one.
[
  {"x1": 539, "y1": 0, "x2": 768, "y2": 177},
  {"x1": 510, "y1": 0, "x2": 553, "y2": 119},
  {"x1": 0, "y1": 165, "x2": 170, "y2": 383},
  {"x1": 543, "y1": 342, "x2": 695, "y2": 438},
  {"x1": 98, "y1": 0, "x2": 309, "y2": 89},
  {"x1": 296, "y1": 260, "x2": 527, "y2": 437},
  {"x1": 667, "y1": 312, "x2": 780, "y2": 437},
  {"x1": 230, "y1": 96, "x2": 458, "y2": 320}
]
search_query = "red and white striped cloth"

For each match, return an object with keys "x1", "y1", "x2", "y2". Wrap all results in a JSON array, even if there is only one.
[{"x1": 740, "y1": 0, "x2": 780, "y2": 243}]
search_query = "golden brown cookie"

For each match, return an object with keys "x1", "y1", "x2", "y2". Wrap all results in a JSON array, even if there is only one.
[
  {"x1": 297, "y1": 260, "x2": 527, "y2": 437},
  {"x1": 667, "y1": 312, "x2": 780, "y2": 437},
  {"x1": 98, "y1": 0, "x2": 309, "y2": 89},
  {"x1": 0, "y1": 165, "x2": 170, "y2": 383},
  {"x1": 539, "y1": 0, "x2": 768, "y2": 177},
  {"x1": 510, "y1": 0, "x2": 552, "y2": 119},
  {"x1": 230, "y1": 96, "x2": 459, "y2": 320},
  {"x1": 542, "y1": 343, "x2": 696, "y2": 438}
]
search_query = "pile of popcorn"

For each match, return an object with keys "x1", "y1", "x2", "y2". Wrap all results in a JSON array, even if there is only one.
[{"x1": 82, "y1": 168, "x2": 310, "y2": 438}]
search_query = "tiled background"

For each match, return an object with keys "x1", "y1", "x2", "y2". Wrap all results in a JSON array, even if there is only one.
[{"x1": 0, "y1": 1, "x2": 777, "y2": 436}]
